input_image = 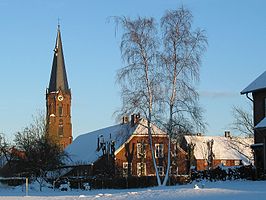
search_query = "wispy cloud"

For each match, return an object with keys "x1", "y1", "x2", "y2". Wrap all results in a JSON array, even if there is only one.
[{"x1": 200, "y1": 90, "x2": 238, "y2": 99}]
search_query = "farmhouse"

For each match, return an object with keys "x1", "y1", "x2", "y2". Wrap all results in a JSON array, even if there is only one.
[
  {"x1": 181, "y1": 132, "x2": 253, "y2": 171},
  {"x1": 64, "y1": 114, "x2": 188, "y2": 178}
]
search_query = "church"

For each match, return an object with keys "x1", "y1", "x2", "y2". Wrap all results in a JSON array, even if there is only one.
[{"x1": 46, "y1": 25, "x2": 73, "y2": 149}]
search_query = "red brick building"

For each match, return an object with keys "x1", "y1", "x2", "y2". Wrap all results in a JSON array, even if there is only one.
[
  {"x1": 182, "y1": 133, "x2": 253, "y2": 171},
  {"x1": 65, "y1": 115, "x2": 187, "y2": 177}
]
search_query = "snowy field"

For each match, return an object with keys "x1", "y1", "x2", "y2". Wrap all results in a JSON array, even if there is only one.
[{"x1": 0, "y1": 180, "x2": 265, "y2": 200}]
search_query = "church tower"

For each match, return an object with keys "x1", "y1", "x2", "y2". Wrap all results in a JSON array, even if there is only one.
[{"x1": 46, "y1": 25, "x2": 72, "y2": 149}]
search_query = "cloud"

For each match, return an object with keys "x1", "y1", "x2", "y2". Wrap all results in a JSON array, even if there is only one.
[{"x1": 200, "y1": 90, "x2": 238, "y2": 99}]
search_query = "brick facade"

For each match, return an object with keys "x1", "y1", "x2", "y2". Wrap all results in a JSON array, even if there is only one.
[
  {"x1": 46, "y1": 89, "x2": 72, "y2": 149},
  {"x1": 115, "y1": 135, "x2": 187, "y2": 177}
]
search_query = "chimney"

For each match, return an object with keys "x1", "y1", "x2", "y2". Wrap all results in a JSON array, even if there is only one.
[
  {"x1": 122, "y1": 116, "x2": 129, "y2": 124},
  {"x1": 225, "y1": 131, "x2": 231, "y2": 138},
  {"x1": 131, "y1": 113, "x2": 140, "y2": 127}
]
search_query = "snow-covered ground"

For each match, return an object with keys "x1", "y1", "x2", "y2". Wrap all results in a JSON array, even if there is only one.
[{"x1": 0, "y1": 180, "x2": 265, "y2": 200}]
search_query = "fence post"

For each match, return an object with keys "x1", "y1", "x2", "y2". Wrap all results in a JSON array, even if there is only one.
[{"x1": 25, "y1": 178, "x2": 28, "y2": 196}]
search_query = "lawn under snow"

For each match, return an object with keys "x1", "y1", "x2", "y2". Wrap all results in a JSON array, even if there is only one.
[{"x1": 0, "y1": 180, "x2": 265, "y2": 200}]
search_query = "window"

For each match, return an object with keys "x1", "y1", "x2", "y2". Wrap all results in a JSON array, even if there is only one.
[
  {"x1": 123, "y1": 162, "x2": 132, "y2": 177},
  {"x1": 157, "y1": 166, "x2": 164, "y2": 176},
  {"x1": 221, "y1": 160, "x2": 226, "y2": 166},
  {"x1": 170, "y1": 166, "x2": 178, "y2": 176},
  {"x1": 234, "y1": 160, "x2": 240, "y2": 166},
  {"x1": 58, "y1": 125, "x2": 63, "y2": 137},
  {"x1": 59, "y1": 106, "x2": 63, "y2": 117},
  {"x1": 137, "y1": 142, "x2": 146, "y2": 158},
  {"x1": 50, "y1": 103, "x2": 55, "y2": 114},
  {"x1": 137, "y1": 163, "x2": 146, "y2": 176},
  {"x1": 155, "y1": 144, "x2": 164, "y2": 158},
  {"x1": 58, "y1": 119, "x2": 64, "y2": 137}
]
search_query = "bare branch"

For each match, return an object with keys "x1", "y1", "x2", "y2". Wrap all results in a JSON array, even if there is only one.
[{"x1": 231, "y1": 104, "x2": 253, "y2": 137}]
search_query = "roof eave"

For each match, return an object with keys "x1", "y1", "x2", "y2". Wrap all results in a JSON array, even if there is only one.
[{"x1": 241, "y1": 88, "x2": 266, "y2": 95}]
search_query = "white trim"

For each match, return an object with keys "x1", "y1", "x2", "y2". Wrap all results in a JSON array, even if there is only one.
[
  {"x1": 123, "y1": 162, "x2": 132, "y2": 177},
  {"x1": 137, "y1": 143, "x2": 146, "y2": 158},
  {"x1": 157, "y1": 166, "x2": 164, "y2": 176},
  {"x1": 133, "y1": 134, "x2": 167, "y2": 137},
  {"x1": 221, "y1": 160, "x2": 227, "y2": 166},
  {"x1": 137, "y1": 162, "x2": 146, "y2": 176},
  {"x1": 234, "y1": 160, "x2": 240, "y2": 166},
  {"x1": 115, "y1": 134, "x2": 135, "y2": 155},
  {"x1": 155, "y1": 143, "x2": 164, "y2": 158}
]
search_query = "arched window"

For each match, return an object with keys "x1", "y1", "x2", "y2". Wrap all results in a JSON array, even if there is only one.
[
  {"x1": 58, "y1": 119, "x2": 63, "y2": 137},
  {"x1": 59, "y1": 106, "x2": 63, "y2": 117}
]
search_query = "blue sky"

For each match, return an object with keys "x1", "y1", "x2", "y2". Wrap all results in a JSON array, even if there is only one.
[{"x1": 0, "y1": 0, "x2": 265, "y2": 141}]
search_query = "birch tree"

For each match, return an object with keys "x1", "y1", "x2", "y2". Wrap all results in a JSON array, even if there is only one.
[
  {"x1": 114, "y1": 17, "x2": 162, "y2": 185},
  {"x1": 160, "y1": 7, "x2": 207, "y2": 185},
  {"x1": 114, "y1": 7, "x2": 207, "y2": 186}
]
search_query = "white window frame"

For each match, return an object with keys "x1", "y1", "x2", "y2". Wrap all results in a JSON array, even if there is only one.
[
  {"x1": 221, "y1": 160, "x2": 227, "y2": 166},
  {"x1": 137, "y1": 162, "x2": 146, "y2": 176},
  {"x1": 157, "y1": 166, "x2": 164, "y2": 176},
  {"x1": 155, "y1": 144, "x2": 164, "y2": 158},
  {"x1": 137, "y1": 143, "x2": 146, "y2": 158},
  {"x1": 234, "y1": 160, "x2": 240, "y2": 166},
  {"x1": 123, "y1": 162, "x2": 132, "y2": 177}
]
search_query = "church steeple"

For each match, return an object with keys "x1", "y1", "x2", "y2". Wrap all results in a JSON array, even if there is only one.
[
  {"x1": 48, "y1": 25, "x2": 70, "y2": 93},
  {"x1": 46, "y1": 25, "x2": 72, "y2": 149}
]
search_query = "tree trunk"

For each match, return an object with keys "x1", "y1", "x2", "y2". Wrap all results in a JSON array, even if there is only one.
[
  {"x1": 162, "y1": 104, "x2": 174, "y2": 186},
  {"x1": 147, "y1": 112, "x2": 162, "y2": 186}
]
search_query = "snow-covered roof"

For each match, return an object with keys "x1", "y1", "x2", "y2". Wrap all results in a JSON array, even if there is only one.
[
  {"x1": 255, "y1": 117, "x2": 266, "y2": 129},
  {"x1": 65, "y1": 118, "x2": 167, "y2": 165},
  {"x1": 241, "y1": 70, "x2": 266, "y2": 94},
  {"x1": 184, "y1": 135, "x2": 253, "y2": 165}
]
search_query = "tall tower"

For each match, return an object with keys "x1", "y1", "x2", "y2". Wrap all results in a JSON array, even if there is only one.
[{"x1": 46, "y1": 25, "x2": 72, "y2": 149}]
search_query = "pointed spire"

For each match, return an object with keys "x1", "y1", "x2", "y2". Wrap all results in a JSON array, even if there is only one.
[{"x1": 48, "y1": 25, "x2": 70, "y2": 93}]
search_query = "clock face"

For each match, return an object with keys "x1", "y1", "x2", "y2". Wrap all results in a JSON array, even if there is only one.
[{"x1": 58, "y1": 95, "x2": 64, "y2": 101}]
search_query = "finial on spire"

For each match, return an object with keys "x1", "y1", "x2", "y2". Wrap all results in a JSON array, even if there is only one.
[{"x1": 57, "y1": 17, "x2": 61, "y2": 30}]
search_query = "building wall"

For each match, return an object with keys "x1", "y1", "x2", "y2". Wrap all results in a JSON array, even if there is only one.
[
  {"x1": 252, "y1": 91, "x2": 266, "y2": 173},
  {"x1": 171, "y1": 144, "x2": 188, "y2": 175},
  {"x1": 115, "y1": 135, "x2": 187, "y2": 177},
  {"x1": 46, "y1": 90, "x2": 72, "y2": 149},
  {"x1": 196, "y1": 159, "x2": 242, "y2": 171},
  {"x1": 253, "y1": 91, "x2": 266, "y2": 126},
  {"x1": 253, "y1": 91, "x2": 266, "y2": 143}
]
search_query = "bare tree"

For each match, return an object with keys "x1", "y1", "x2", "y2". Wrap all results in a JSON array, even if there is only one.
[
  {"x1": 114, "y1": 16, "x2": 162, "y2": 185},
  {"x1": 0, "y1": 133, "x2": 14, "y2": 171},
  {"x1": 226, "y1": 137, "x2": 253, "y2": 163},
  {"x1": 113, "y1": 7, "x2": 207, "y2": 186},
  {"x1": 231, "y1": 104, "x2": 253, "y2": 138},
  {"x1": 159, "y1": 7, "x2": 207, "y2": 185},
  {"x1": 14, "y1": 112, "x2": 67, "y2": 191}
]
